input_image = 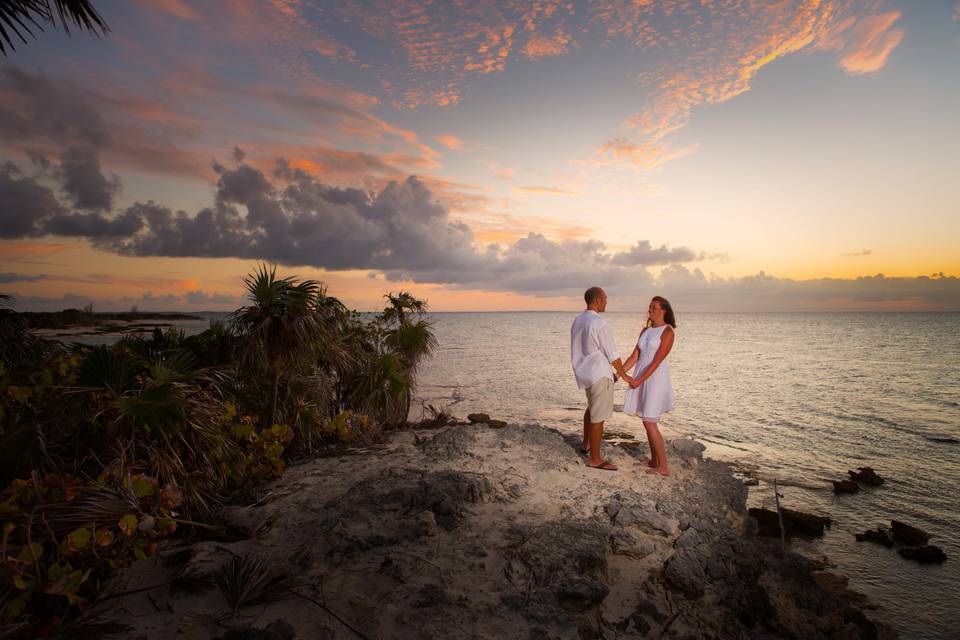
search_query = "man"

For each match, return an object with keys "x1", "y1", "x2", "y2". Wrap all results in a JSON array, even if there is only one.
[{"x1": 571, "y1": 287, "x2": 633, "y2": 470}]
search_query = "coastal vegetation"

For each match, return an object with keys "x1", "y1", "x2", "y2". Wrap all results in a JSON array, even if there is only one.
[{"x1": 0, "y1": 266, "x2": 436, "y2": 637}]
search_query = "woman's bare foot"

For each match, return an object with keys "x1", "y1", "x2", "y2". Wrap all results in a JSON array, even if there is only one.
[
  {"x1": 645, "y1": 466, "x2": 670, "y2": 476},
  {"x1": 635, "y1": 457, "x2": 657, "y2": 467}
]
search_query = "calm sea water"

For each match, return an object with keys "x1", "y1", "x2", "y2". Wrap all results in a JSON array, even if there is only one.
[{"x1": 411, "y1": 312, "x2": 960, "y2": 640}]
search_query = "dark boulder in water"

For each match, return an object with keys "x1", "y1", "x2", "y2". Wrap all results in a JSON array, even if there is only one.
[
  {"x1": 748, "y1": 507, "x2": 831, "y2": 539},
  {"x1": 467, "y1": 413, "x2": 491, "y2": 423},
  {"x1": 854, "y1": 527, "x2": 894, "y2": 548},
  {"x1": 847, "y1": 467, "x2": 884, "y2": 486},
  {"x1": 898, "y1": 545, "x2": 947, "y2": 564},
  {"x1": 832, "y1": 480, "x2": 860, "y2": 494},
  {"x1": 890, "y1": 520, "x2": 930, "y2": 546}
]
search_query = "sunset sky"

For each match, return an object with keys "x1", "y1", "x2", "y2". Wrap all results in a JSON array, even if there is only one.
[{"x1": 1, "y1": 0, "x2": 958, "y2": 311}]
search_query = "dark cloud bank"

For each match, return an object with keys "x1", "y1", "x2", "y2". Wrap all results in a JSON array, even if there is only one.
[{"x1": 1, "y1": 67, "x2": 957, "y2": 311}]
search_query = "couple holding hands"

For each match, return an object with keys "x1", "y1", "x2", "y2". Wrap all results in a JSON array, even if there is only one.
[{"x1": 571, "y1": 287, "x2": 676, "y2": 474}]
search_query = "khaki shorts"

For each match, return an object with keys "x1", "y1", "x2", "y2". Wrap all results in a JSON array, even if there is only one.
[{"x1": 585, "y1": 377, "x2": 614, "y2": 423}]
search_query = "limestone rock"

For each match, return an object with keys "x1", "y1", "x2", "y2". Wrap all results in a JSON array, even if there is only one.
[
  {"x1": 665, "y1": 547, "x2": 706, "y2": 598},
  {"x1": 609, "y1": 529, "x2": 655, "y2": 558},
  {"x1": 854, "y1": 527, "x2": 894, "y2": 548},
  {"x1": 897, "y1": 545, "x2": 947, "y2": 564},
  {"x1": 847, "y1": 467, "x2": 884, "y2": 486},
  {"x1": 832, "y1": 480, "x2": 860, "y2": 494},
  {"x1": 890, "y1": 520, "x2": 930, "y2": 546},
  {"x1": 749, "y1": 507, "x2": 831, "y2": 539}
]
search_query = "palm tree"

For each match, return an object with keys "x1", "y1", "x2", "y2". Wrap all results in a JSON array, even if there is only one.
[
  {"x1": 230, "y1": 264, "x2": 322, "y2": 427},
  {"x1": 380, "y1": 291, "x2": 436, "y2": 421},
  {"x1": 381, "y1": 291, "x2": 427, "y2": 327},
  {"x1": 1, "y1": 0, "x2": 109, "y2": 55}
]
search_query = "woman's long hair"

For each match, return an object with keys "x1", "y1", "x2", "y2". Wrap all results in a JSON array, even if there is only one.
[{"x1": 648, "y1": 296, "x2": 677, "y2": 329}]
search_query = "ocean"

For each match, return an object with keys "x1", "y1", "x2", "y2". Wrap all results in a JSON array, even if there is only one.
[
  {"x1": 412, "y1": 311, "x2": 959, "y2": 640},
  {"x1": 64, "y1": 310, "x2": 959, "y2": 637}
]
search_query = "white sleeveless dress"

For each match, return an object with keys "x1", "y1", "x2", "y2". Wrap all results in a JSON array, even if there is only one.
[{"x1": 622, "y1": 324, "x2": 674, "y2": 420}]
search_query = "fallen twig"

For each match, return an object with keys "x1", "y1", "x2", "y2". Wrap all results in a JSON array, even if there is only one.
[{"x1": 285, "y1": 587, "x2": 369, "y2": 640}]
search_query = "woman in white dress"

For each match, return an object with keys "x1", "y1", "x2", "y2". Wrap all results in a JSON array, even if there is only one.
[{"x1": 622, "y1": 296, "x2": 676, "y2": 475}]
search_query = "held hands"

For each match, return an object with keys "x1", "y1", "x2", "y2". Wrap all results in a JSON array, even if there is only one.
[{"x1": 629, "y1": 377, "x2": 644, "y2": 389}]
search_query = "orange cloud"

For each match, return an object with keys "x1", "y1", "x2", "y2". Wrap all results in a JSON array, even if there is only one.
[
  {"x1": 436, "y1": 134, "x2": 464, "y2": 150},
  {"x1": 0, "y1": 242, "x2": 76, "y2": 262},
  {"x1": 593, "y1": 1, "x2": 905, "y2": 171},
  {"x1": 514, "y1": 185, "x2": 577, "y2": 195},
  {"x1": 818, "y1": 12, "x2": 904, "y2": 74},
  {"x1": 524, "y1": 32, "x2": 571, "y2": 59}
]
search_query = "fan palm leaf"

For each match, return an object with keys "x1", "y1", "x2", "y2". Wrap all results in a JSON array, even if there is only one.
[{"x1": 0, "y1": 0, "x2": 109, "y2": 55}]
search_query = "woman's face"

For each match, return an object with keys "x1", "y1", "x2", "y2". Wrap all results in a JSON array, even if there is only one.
[{"x1": 648, "y1": 299, "x2": 664, "y2": 323}]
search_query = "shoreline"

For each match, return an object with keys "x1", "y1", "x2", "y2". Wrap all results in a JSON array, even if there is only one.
[{"x1": 95, "y1": 420, "x2": 894, "y2": 639}]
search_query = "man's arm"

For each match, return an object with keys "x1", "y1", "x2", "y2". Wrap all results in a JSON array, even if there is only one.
[
  {"x1": 598, "y1": 323, "x2": 634, "y2": 384},
  {"x1": 611, "y1": 357, "x2": 633, "y2": 384}
]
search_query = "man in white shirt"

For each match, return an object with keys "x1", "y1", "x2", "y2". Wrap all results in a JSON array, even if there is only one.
[{"x1": 571, "y1": 287, "x2": 633, "y2": 471}]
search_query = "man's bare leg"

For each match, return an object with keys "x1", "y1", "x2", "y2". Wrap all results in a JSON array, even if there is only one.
[
  {"x1": 587, "y1": 420, "x2": 617, "y2": 470},
  {"x1": 642, "y1": 420, "x2": 669, "y2": 475},
  {"x1": 579, "y1": 408, "x2": 590, "y2": 453}
]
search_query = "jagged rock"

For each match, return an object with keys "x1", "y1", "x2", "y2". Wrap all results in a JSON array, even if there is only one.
[
  {"x1": 217, "y1": 620, "x2": 299, "y2": 640},
  {"x1": 601, "y1": 430, "x2": 636, "y2": 440},
  {"x1": 664, "y1": 547, "x2": 706, "y2": 598},
  {"x1": 749, "y1": 507, "x2": 831, "y2": 539},
  {"x1": 848, "y1": 467, "x2": 884, "y2": 486},
  {"x1": 609, "y1": 529, "x2": 655, "y2": 558},
  {"x1": 832, "y1": 480, "x2": 860, "y2": 494},
  {"x1": 557, "y1": 576, "x2": 609, "y2": 612},
  {"x1": 668, "y1": 438, "x2": 706, "y2": 461},
  {"x1": 897, "y1": 545, "x2": 947, "y2": 564},
  {"x1": 467, "y1": 413, "x2": 491, "y2": 423},
  {"x1": 890, "y1": 520, "x2": 930, "y2": 546},
  {"x1": 854, "y1": 527, "x2": 894, "y2": 548},
  {"x1": 604, "y1": 491, "x2": 677, "y2": 536},
  {"x1": 416, "y1": 425, "x2": 478, "y2": 460}
]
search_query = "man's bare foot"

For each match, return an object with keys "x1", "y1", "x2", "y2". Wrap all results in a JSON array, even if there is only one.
[
  {"x1": 645, "y1": 466, "x2": 670, "y2": 476},
  {"x1": 634, "y1": 458, "x2": 657, "y2": 467}
]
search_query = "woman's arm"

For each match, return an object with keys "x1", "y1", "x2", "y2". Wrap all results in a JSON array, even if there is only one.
[
  {"x1": 622, "y1": 344, "x2": 641, "y2": 373},
  {"x1": 630, "y1": 327, "x2": 674, "y2": 387}
]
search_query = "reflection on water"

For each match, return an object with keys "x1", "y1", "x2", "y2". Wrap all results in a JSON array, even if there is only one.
[{"x1": 413, "y1": 312, "x2": 960, "y2": 640}]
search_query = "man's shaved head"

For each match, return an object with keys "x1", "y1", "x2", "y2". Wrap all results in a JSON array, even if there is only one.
[{"x1": 584, "y1": 287, "x2": 604, "y2": 306}]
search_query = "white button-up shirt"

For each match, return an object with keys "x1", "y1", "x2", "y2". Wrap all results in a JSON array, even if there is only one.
[{"x1": 570, "y1": 310, "x2": 620, "y2": 390}]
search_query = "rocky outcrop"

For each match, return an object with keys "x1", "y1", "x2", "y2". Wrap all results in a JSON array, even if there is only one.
[
  {"x1": 749, "y1": 506, "x2": 832, "y2": 539},
  {"x1": 897, "y1": 546, "x2": 947, "y2": 564},
  {"x1": 101, "y1": 422, "x2": 894, "y2": 640},
  {"x1": 855, "y1": 527, "x2": 894, "y2": 548},
  {"x1": 848, "y1": 467, "x2": 884, "y2": 486},
  {"x1": 833, "y1": 479, "x2": 860, "y2": 494},
  {"x1": 890, "y1": 520, "x2": 930, "y2": 546}
]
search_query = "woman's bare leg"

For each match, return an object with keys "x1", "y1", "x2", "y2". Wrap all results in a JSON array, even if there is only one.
[
  {"x1": 638, "y1": 418, "x2": 658, "y2": 467},
  {"x1": 642, "y1": 419, "x2": 669, "y2": 475}
]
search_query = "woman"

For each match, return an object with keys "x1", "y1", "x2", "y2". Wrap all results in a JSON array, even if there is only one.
[{"x1": 622, "y1": 296, "x2": 676, "y2": 475}]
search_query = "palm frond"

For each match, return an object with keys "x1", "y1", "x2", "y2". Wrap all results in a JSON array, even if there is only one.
[
  {"x1": 215, "y1": 555, "x2": 288, "y2": 611},
  {"x1": 0, "y1": 0, "x2": 109, "y2": 55}
]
